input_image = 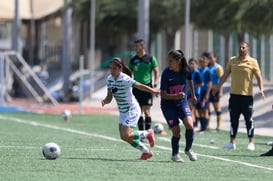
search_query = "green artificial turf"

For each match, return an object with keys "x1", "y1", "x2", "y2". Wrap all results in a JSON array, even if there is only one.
[{"x1": 0, "y1": 113, "x2": 272, "y2": 181}]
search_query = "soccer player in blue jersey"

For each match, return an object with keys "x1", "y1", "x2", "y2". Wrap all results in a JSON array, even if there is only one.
[
  {"x1": 207, "y1": 52, "x2": 224, "y2": 131},
  {"x1": 187, "y1": 58, "x2": 203, "y2": 130},
  {"x1": 101, "y1": 58, "x2": 160, "y2": 160},
  {"x1": 196, "y1": 56, "x2": 212, "y2": 133},
  {"x1": 160, "y1": 50, "x2": 198, "y2": 162}
]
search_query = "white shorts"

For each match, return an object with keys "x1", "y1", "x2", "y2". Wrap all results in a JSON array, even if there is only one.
[{"x1": 119, "y1": 105, "x2": 141, "y2": 127}]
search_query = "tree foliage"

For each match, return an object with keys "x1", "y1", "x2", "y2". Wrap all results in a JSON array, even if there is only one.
[
  {"x1": 191, "y1": 0, "x2": 273, "y2": 35},
  {"x1": 68, "y1": 0, "x2": 185, "y2": 37},
  {"x1": 68, "y1": 0, "x2": 137, "y2": 35},
  {"x1": 68, "y1": 0, "x2": 273, "y2": 36},
  {"x1": 241, "y1": 0, "x2": 273, "y2": 35},
  {"x1": 149, "y1": 0, "x2": 185, "y2": 34}
]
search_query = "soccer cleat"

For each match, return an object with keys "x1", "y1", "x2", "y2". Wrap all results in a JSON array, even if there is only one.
[
  {"x1": 223, "y1": 142, "x2": 236, "y2": 150},
  {"x1": 147, "y1": 129, "x2": 155, "y2": 147},
  {"x1": 197, "y1": 130, "x2": 207, "y2": 135},
  {"x1": 184, "y1": 150, "x2": 197, "y2": 161},
  {"x1": 138, "y1": 151, "x2": 153, "y2": 160},
  {"x1": 171, "y1": 154, "x2": 184, "y2": 162},
  {"x1": 247, "y1": 142, "x2": 255, "y2": 151},
  {"x1": 260, "y1": 149, "x2": 273, "y2": 156}
]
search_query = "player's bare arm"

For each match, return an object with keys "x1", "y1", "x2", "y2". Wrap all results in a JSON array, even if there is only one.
[
  {"x1": 101, "y1": 90, "x2": 113, "y2": 106},
  {"x1": 213, "y1": 70, "x2": 230, "y2": 95},
  {"x1": 153, "y1": 66, "x2": 160, "y2": 87},
  {"x1": 134, "y1": 82, "x2": 160, "y2": 96},
  {"x1": 254, "y1": 72, "x2": 265, "y2": 100}
]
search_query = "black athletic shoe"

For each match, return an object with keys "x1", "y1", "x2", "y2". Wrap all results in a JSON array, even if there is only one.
[{"x1": 260, "y1": 149, "x2": 273, "y2": 156}]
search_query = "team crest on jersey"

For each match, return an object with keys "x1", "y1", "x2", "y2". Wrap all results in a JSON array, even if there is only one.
[
  {"x1": 133, "y1": 59, "x2": 140, "y2": 64},
  {"x1": 132, "y1": 59, "x2": 140, "y2": 71}
]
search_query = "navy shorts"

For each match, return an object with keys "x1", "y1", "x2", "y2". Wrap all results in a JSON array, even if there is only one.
[
  {"x1": 187, "y1": 94, "x2": 201, "y2": 107},
  {"x1": 196, "y1": 90, "x2": 209, "y2": 110},
  {"x1": 161, "y1": 101, "x2": 192, "y2": 128},
  {"x1": 209, "y1": 90, "x2": 220, "y2": 103},
  {"x1": 133, "y1": 83, "x2": 153, "y2": 106}
]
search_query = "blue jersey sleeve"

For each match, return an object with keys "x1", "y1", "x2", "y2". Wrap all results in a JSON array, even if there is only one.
[
  {"x1": 205, "y1": 70, "x2": 212, "y2": 82},
  {"x1": 187, "y1": 71, "x2": 192, "y2": 80},
  {"x1": 195, "y1": 72, "x2": 202, "y2": 84}
]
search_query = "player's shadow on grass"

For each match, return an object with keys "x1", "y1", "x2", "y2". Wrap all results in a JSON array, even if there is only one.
[
  {"x1": 216, "y1": 153, "x2": 261, "y2": 158},
  {"x1": 62, "y1": 157, "x2": 171, "y2": 163}
]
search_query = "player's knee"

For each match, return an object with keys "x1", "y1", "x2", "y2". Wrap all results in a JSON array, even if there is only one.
[{"x1": 120, "y1": 134, "x2": 131, "y2": 142}]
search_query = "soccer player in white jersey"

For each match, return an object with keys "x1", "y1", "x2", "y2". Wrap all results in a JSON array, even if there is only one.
[{"x1": 101, "y1": 57, "x2": 160, "y2": 160}]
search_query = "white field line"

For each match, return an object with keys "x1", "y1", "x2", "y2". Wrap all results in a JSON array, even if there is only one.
[
  {"x1": 0, "y1": 115, "x2": 122, "y2": 142},
  {"x1": 0, "y1": 115, "x2": 273, "y2": 171},
  {"x1": 0, "y1": 145, "x2": 113, "y2": 152},
  {"x1": 0, "y1": 145, "x2": 38, "y2": 149},
  {"x1": 158, "y1": 137, "x2": 273, "y2": 171}
]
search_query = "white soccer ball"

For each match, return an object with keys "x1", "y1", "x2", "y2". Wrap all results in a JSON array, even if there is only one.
[
  {"x1": 153, "y1": 123, "x2": 164, "y2": 134},
  {"x1": 210, "y1": 138, "x2": 215, "y2": 144},
  {"x1": 63, "y1": 109, "x2": 72, "y2": 121},
  {"x1": 42, "y1": 142, "x2": 61, "y2": 160}
]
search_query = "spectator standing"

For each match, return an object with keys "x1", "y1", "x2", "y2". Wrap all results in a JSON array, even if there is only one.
[
  {"x1": 213, "y1": 41, "x2": 265, "y2": 151},
  {"x1": 128, "y1": 39, "x2": 160, "y2": 130},
  {"x1": 160, "y1": 50, "x2": 197, "y2": 162}
]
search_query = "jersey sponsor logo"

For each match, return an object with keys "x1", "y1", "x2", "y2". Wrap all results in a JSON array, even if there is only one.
[
  {"x1": 168, "y1": 119, "x2": 174, "y2": 126},
  {"x1": 148, "y1": 98, "x2": 152, "y2": 104},
  {"x1": 185, "y1": 107, "x2": 191, "y2": 113},
  {"x1": 112, "y1": 87, "x2": 118, "y2": 93},
  {"x1": 169, "y1": 85, "x2": 185, "y2": 94},
  {"x1": 125, "y1": 119, "x2": 130, "y2": 125}
]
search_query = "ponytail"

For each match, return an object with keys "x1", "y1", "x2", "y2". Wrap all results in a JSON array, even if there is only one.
[
  {"x1": 111, "y1": 57, "x2": 132, "y2": 77},
  {"x1": 168, "y1": 50, "x2": 190, "y2": 76}
]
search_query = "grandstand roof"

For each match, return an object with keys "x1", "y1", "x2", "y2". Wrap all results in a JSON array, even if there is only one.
[{"x1": 0, "y1": 0, "x2": 63, "y2": 20}]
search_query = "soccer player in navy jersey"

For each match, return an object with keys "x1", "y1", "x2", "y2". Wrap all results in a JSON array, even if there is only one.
[{"x1": 160, "y1": 50, "x2": 198, "y2": 162}]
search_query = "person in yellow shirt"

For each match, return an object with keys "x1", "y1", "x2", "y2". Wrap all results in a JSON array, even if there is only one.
[{"x1": 213, "y1": 41, "x2": 265, "y2": 151}]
